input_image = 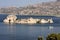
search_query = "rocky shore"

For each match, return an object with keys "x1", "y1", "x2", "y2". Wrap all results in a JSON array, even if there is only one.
[{"x1": 3, "y1": 15, "x2": 53, "y2": 24}]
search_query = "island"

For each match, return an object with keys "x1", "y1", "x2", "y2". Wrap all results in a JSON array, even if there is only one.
[{"x1": 3, "y1": 15, "x2": 53, "y2": 24}]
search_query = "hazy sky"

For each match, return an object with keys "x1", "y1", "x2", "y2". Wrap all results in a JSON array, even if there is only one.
[{"x1": 0, "y1": 0, "x2": 55, "y2": 7}]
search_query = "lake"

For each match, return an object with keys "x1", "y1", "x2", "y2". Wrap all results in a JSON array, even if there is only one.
[{"x1": 0, "y1": 14, "x2": 60, "y2": 40}]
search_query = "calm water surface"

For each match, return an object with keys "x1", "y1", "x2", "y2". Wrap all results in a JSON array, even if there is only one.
[{"x1": 0, "y1": 14, "x2": 60, "y2": 40}]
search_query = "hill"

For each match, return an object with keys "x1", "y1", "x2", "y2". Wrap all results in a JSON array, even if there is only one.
[{"x1": 0, "y1": 1, "x2": 60, "y2": 17}]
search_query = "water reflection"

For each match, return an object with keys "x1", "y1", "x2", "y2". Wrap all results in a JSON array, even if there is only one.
[
  {"x1": 4, "y1": 24, "x2": 60, "y2": 35},
  {"x1": 7, "y1": 24, "x2": 16, "y2": 34},
  {"x1": 7, "y1": 24, "x2": 60, "y2": 40},
  {"x1": 48, "y1": 26, "x2": 54, "y2": 30},
  {"x1": 0, "y1": 23, "x2": 60, "y2": 40}
]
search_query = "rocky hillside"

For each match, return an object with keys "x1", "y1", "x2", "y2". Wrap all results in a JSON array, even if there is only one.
[{"x1": 0, "y1": 1, "x2": 60, "y2": 16}]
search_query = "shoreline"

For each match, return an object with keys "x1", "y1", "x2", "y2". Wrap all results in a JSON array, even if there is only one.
[{"x1": 0, "y1": 13, "x2": 60, "y2": 18}]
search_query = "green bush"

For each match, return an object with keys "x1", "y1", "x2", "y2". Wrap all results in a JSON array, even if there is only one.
[
  {"x1": 46, "y1": 33, "x2": 57, "y2": 40},
  {"x1": 37, "y1": 33, "x2": 60, "y2": 40},
  {"x1": 38, "y1": 36, "x2": 43, "y2": 40},
  {"x1": 57, "y1": 33, "x2": 60, "y2": 40}
]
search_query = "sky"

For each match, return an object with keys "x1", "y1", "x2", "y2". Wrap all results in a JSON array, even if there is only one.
[{"x1": 0, "y1": 0, "x2": 56, "y2": 7}]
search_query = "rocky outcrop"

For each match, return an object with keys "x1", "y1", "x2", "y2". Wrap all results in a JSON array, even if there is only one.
[
  {"x1": 3, "y1": 15, "x2": 53, "y2": 24},
  {"x1": 3, "y1": 15, "x2": 17, "y2": 23}
]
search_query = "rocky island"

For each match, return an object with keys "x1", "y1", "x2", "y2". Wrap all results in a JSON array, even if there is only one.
[{"x1": 3, "y1": 15, "x2": 53, "y2": 24}]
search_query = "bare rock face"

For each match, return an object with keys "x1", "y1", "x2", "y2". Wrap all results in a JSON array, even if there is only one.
[{"x1": 3, "y1": 15, "x2": 17, "y2": 23}]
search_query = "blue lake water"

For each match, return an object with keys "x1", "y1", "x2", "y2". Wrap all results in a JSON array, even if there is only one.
[{"x1": 0, "y1": 14, "x2": 60, "y2": 40}]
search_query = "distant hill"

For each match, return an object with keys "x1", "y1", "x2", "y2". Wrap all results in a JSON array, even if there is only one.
[
  {"x1": 0, "y1": 1, "x2": 60, "y2": 16},
  {"x1": 57, "y1": 0, "x2": 60, "y2": 1}
]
